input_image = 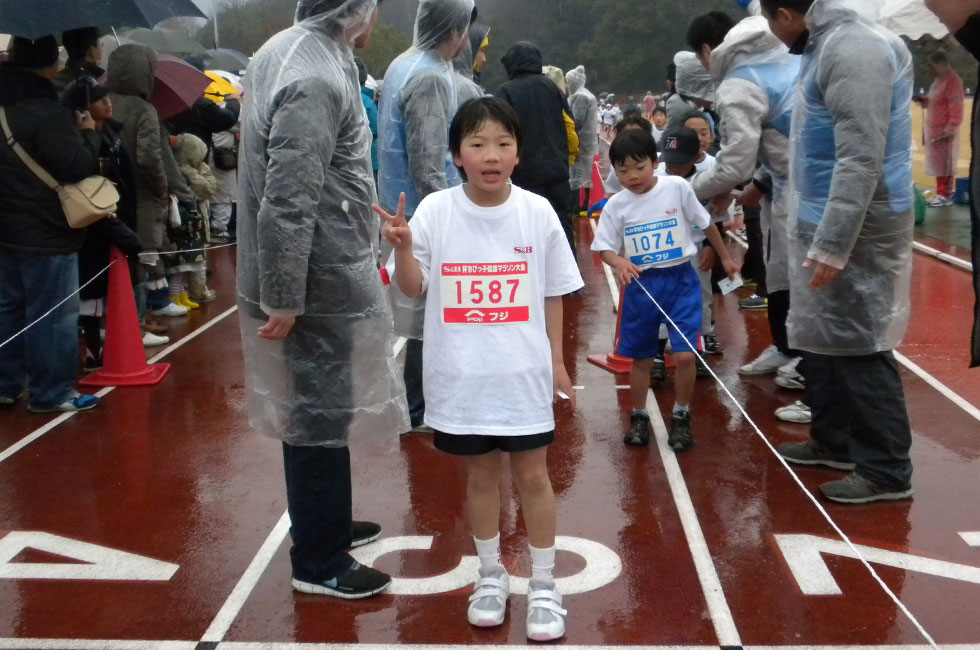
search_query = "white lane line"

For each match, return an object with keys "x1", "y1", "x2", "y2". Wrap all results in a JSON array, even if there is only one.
[
  {"x1": 646, "y1": 388, "x2": 742, "y2": 647},
  {"x1": 587, "y1": 219, "x2": 620, "y2": 313},
  {"x1": 0, "y1": 305, "x2": 238, "y2": 466},
  {"x1": 894, "y1": 351, "x2": 980, "y2": 424},
  {"x1": 201, "y1": 336, "x2": 407, "y2": 643},
  {"x1": 0, "y1": 641, "x2": 196, "y2": 650},
  {"x1": 912, "y1": 240, "x2": 973, "y2": 272},
  {"x1": 201, "y1": 510, "x2": 292, "y2": 642}
]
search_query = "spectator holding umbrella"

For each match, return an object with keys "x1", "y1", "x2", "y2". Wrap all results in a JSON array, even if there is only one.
[
  {"x1": 0, "y1": 35, "x2": 102, "y2": 412},
  {"x1": 915, "y1": 49, "x2": 964, "y2": 208},
  {"x1": 54, "y1": 27, "x2": 103, "y2": 95}
]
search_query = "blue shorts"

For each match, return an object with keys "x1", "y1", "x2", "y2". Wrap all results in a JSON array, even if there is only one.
[{"x1": 617, "y1": 262, "x2": 703, "y2": 359}]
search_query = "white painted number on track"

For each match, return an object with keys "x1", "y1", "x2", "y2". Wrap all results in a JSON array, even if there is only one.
[
  {"x1": 351, "y1": 535, "x2": 622, "y2": 595},
  {"x1": 775, "y1": 533, "x2": 980, "y2": 596},
  {"x1": 0, "y1": 531, "x2": 179, "y2": 581}
]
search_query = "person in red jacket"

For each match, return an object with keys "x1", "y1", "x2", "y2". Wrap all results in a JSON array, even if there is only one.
[{"x1": 915, "y1": 48, "x2": 964, "y2": 208}]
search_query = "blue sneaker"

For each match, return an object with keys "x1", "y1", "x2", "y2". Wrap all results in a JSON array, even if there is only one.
[{"x1": 29, "y1": 391, "x2": 99, "y2": 414}]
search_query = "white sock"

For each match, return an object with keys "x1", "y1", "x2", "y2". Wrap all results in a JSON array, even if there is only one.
[
  {"x1": 529, "y1": 544, "x2": 556, "y2": 585},
  {"x1": 633, "y1": 408, "x2": 649, "y2": 417},
  {"x1": 673, "y1": 403, "x2": 690, "y2": 415},
  {"x1": 474, "y1": 533, "x2": 504, "y2": 572}
]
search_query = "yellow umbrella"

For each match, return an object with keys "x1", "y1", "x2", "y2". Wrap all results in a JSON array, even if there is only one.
[{"x1": 203, "y1": 70, "x2": 238, "y2": 103}]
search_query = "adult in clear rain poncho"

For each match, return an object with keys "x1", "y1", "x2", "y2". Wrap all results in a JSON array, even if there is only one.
[
  {"x1": 377, "y1": 0, "x2": 474, "y2": 431},
  {"x1": 565, "y1": 65, "x2": 599, "y2": 215},
  {"x1": 687, "y1": 13, "x2": 801, "y2": 379},
  {"x1": 666, "y1": 51, "x2": 714, "y2": 128},
  {"x1": 761, "y1": 0, "x2": 915, "y2": 505},
  {"x1": 237, "y1": 0, "x2": 408, "y2": 598}
]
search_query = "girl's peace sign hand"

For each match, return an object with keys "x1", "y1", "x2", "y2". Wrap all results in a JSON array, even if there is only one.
[{"x1": 372, "y1": 193, "x2": 412, "y2": 250}]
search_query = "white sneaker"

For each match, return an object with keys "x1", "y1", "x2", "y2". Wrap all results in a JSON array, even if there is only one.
[
  {"x1": 152, "y1": 301, "x2": 188, "y2": 317},
  {"x1": 526, "y1": 580, "x2": 567, "y2": 641},
  {"x1": 467, "y1": 568, "x2": 509, "y2": 627},
  {"x1": 739, "y1": 344, "x2": 793, "y2": 376},
  {"x1": 774, "y1": 356, "x2": 805, "y2": 390},
  {"x1": 142, "y1": 331, "x2": 170, "y2": 347},
  {"x1": 775, "y1": 400, "x2": 812, "y2": 423},
  {"x1": 927, "y1": 195, "x2": 953, "y2": 208}
]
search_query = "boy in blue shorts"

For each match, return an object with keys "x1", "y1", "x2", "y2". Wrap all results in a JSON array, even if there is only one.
[
  {"x1": 593, "y1": 129, "x2": 738, "y2": 451},
  {"x1": 376, "y1": 97, "x2": 583, "y2": 640}
]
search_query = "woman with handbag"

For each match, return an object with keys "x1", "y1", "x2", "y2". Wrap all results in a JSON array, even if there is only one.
[{"x1": 0, "y1": 36, "x2": 104, "y2": 412}]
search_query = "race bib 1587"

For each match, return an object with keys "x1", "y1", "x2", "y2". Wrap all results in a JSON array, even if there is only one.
[
  {"x1": 625, "y1": 218, "x2": 684, "y2": 266},
  {"x1": 440, "y1": 262, "x2": 531, "y2": 324}
]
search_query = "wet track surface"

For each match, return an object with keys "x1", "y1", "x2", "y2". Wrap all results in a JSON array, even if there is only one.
[{"x1": 1, "y1": 217, "x2": 980, "y2": 649}]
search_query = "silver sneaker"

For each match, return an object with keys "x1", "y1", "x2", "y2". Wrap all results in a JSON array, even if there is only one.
[
  {"x1": 739, "y1": 344, "x2": 793, "y2": 376},
  {"x1": 467, "y1": 568, "x2": 509, "y2": 627},
  {"x1": 526, "y1": 580, "x2": 567, "y2": 641}
]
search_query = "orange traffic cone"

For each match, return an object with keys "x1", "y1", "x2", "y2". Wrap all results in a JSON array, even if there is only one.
[
  {"x1": 80, "y1": 247, "x2": 170, "y2": 387},
  {"x1": 587, "y1": 282, "x2": 633, "y2": 374}
]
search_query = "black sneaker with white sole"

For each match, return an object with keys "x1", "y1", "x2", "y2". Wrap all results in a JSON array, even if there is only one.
[
  {"x1": 292, "y1": 561, "x2": 392, "y2": 599},
  {"x1": 351, "y1": 521, "x2": 381, "y2": 547},
  {"x1": 625, "y1": 411, "x2": 651, "y2": 446},
  {"x1": 819, "y1": 473, "x2": 913, "y2": 504},
  {"x1": 668, "y1": 411, "x2": 694, "y2": 452},
  {"x1": 703, "y1": 334, "x2": 723, "y2": 355},
  {"x1": 777, "y1": 440, "x2": 854, "y2": 470},
  {"x1": 650, "y1": 357, "x2": 667, "y2": 381}
]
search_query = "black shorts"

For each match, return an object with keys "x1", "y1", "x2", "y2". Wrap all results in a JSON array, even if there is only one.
[{"x1": 433, "y1": 430, "x2": 554, "y2": 456}]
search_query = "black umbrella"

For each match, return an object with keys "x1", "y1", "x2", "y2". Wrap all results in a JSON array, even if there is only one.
[{"x1": 0, "y1": 0, "x2": 207, "y2": 40}]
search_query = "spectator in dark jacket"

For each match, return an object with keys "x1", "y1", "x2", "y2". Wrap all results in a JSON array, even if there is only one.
[
  {"x1": 54, "y1": 27, "x2": 104, "y2": 95},
  {"x1": 496, "y1": 41, "x2": 576, "y2": 255},
  {"x1": 0, "y1": 35, "x2": 102, "y2": 412},
  {"x1": 165, "y1": 57, "x2": 241, "y2": 154}
]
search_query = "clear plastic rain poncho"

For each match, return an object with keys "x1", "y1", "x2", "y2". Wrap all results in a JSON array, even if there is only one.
[
  {"x1": 674, "y1": 51, "x2": 715, "y2": 104},
  {"x1": 786, "y1": 0, "x2": 914, "y2": 356},
  {"x1": 237, "y1": 0, "x2": 409, "y2": 446},
  {"x1": 565, "y1": 65, "x2": 599, "y2": 191},
  {"x1": 377, "y1": 0, "x2": 474, "y2": 216}
]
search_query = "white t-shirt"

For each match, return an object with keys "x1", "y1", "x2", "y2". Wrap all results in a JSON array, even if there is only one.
[
  {"x1": 408, "y1": 185, "x2": 584, "y2": 436},
  {"x1": 591, "y1": 175, "x2": 710, "y2": 271},
  {"x1": 652, "y1": 125, "x2": 665, "y2": 147}
]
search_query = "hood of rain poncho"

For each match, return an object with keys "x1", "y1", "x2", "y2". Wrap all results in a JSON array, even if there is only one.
[
  {"x1": 502, "y1": 41, "x2": 543, "y2": 79},
  {"x1": 469, "y1": 22, "x2": 490, "y2": 65},
  {"x1": 542, "y1": 65, "x2": 566, "y2": 94},
  {"x1": 785, "y1": 0, "x2": 914, "y2": 355},
  {"x1": 674, "y1": 51, "x2": 714, "y2": 103},
  {"x1": 175, "y1": 132, "x2": 208, "y2": 167},
  {"x1": 734, "y1": 0, "x2": 761, "y2": 15},
  {"x1": 565, "y1": 65, "x2": 585, "y2": 94},
  {"x1": 237, "y1": 0, "x2": 409, "y2": 445},
  {"x1": 376, "y1": 0, "x2": 473, "y2": 216},
  {"x1": 106, "y1": 44, "x2": 156, "y2": 100}
]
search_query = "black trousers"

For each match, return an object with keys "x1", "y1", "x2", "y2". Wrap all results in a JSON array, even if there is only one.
[
  {"x1": 805, "y1": 351, "x2": 913, "y2": 489},
  {"x1": 767, "y1": 290, "x2": 799, "y2": 357},
  {"x1": 743, "y1": 208, "x2": 766, "y2": 295},
  {"x1": 525, "y1": 179, "x2": 575, "y2": 257},
  {"x1": 282, "y1": 442, "x2": 355, "y2": 581},
  {"x1": 404, "y1": 338, "x2": 425, "y2": 427}
]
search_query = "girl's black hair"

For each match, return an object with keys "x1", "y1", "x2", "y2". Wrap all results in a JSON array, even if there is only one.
[
  {"x1": 613, "y1": 114, "x2": 653, "y2": 136},
  {"x1": 609, "y1": 130, "x2": 658, "y2": 168},
  {"x1": 449, "y1": 97, "x2": 523, "y2": 180}
]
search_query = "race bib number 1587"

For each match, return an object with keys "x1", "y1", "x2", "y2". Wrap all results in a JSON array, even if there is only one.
[{"x1": 440, "y1": 262, "x2": 531, "y2": 324}]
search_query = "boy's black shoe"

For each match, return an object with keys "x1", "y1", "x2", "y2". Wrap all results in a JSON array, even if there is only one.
[
  {"x1": 703, "y1": 334, "x2": 723, "y2": 355},
  {"x1": 668, "y1": 411, "x2": 694, "y2": 452},
  {"x1": 292, "y1": 562, "x2": 392, "y2": 599},
  {"x1": 625, "y1": 411, "x2": 651, "y2": 446},
  {"x1": 695, "y1": 355, "x2": 711, "y2": 378},
  {"x1": 351, "y1": 521, "x2": 382, "y2": 547},
  {"x1": 650, "y1": 357, "x2": 667, "y2": 381}
]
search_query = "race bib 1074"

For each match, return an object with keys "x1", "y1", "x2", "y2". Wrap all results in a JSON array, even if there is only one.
[
  {"x1": 625, "y1": 218, "x2": 685, "y2": 266},
  {"x1": 440, "y1": 262, "x2": 531, "y2": 324}
]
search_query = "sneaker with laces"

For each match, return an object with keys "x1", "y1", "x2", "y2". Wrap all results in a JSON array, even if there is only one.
[
  {"x1": 703, "y1": 334, "x2": 724, "y2": 355},
  {"x1": 668, "y1": 410, "x2": 694, "y2": 452},
  {"x1": 142, "y1": 331, "x2": 170, "y2": 347},
  {"x1": 695, "y1": 354, "x2": 711, "y2": 378},
  {"x1": 739, "y1": 344, "x2": 793, "y2": 376},
  {"x1": 819, "y1": 472, "x2": 913, "y2": 504},
  {"x1": 467, "y1": 567, "x2": 509, "y2": 627},
  {"x1": 926, "y1": 195, "x2": 953, "y2": 208},
  {"x1": 625, "y1": 411, "x2": 651, "y2": 446},
  {"x1": 738, "y1": 294, "x2": 767, "y2": 310},
  {"x1": 291, "y1": 561, "x2": 391, "y2": 599},
  {"x1": 152, "y1": 301, "x2": 189, "y2": 317},
  {"x1": 526, "y1": 580, "x2": 566, "y2": 641},
  {"x1": 29, "y1": 391, "x2": 99, "y2": 413},
  {"x1": 778, "y1": 439, "x2": 854, "y2": 470},
  {"x1": 650, "y1": 357, "x2": 667, "y2": 381},
  {"x1": 351, "y1": 521, "x2": 382, "y2": 548},
  {"x1": 775, "y1": 400, "x2": 812, "y2": 423},
  {"x1": 774, "y1": 357, "x2": 805, "y2": 390}
]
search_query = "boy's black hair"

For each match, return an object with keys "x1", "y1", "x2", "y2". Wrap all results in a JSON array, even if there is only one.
[
  {"x1": 652, "y1": 106, "x2": 667, "y2": 116},
  {"x1": 686, "y1": 11, "x2": 736, "y2": 53},
  {"x1": 609, "y1": 129, "x2": 659, "y2": 168},
  {"x1": 681, "y1": 110, "x2": 711, "y2": 127},
  {"x1": 613, "y1": 114, "x2": 653, "y2": 136},
  {"x1": 758, "y1": 0, "x2": 814, "y2": 15},
  {"x1": 449, "y1": 97, "x2": 523, "y2": 180},
  {"x1": 61, "y1": 27, "x2": 100, "y2": 60},
  {"x1": 354, "y1": 56, "x2": 368, "y2": 87}
]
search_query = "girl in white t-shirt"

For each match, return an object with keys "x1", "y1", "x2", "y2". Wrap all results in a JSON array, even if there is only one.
[{"x1": 376, "y1": 97, "x2": 583, "y2": 642}]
